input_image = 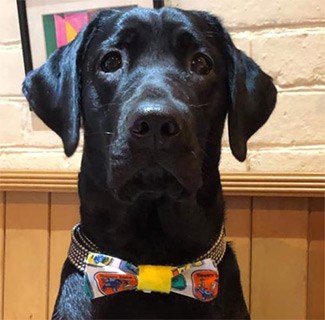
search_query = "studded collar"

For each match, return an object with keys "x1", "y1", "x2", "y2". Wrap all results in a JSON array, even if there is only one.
[{"x1": 68, "y1": 223, "x2": 227, "y2": 273}]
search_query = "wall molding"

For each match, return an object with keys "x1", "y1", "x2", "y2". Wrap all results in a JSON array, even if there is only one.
[{"x1": 0, "y1": 170, "x2": 324, "y2": 197}]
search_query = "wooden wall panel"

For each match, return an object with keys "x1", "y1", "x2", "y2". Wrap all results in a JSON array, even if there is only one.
[
  {"x1": 48, "y1": 193, "x2": 80, "y2": 318},
  {"x1": 0, "y1": 192, "x2": 4, "y2": 318},
  {"x1": 4, "y1": 192, "x2": 49, "y2": 319},
  {"x1": 225, "y1": 196, "x2": 252, "y2": 310},
  {"x1": 251, "y1": 197, "x2": 309, "y2": 319},
  {"x1": 307, "y1": 198, "x2": 324, "y2": 319},
  {"x1": 0, "y1": 188, "x2": 322, "y2": 319}
]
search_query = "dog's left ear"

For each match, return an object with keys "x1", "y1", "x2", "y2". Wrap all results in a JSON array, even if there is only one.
[
  {"x1": 227, "y1": 47, "x2": 277, "y2": 161},
  {"x1": 22, "y1": 19, "x2": 98, "y2": 156},
  {"x1": 194, "y1": 11, "x2": 277, "y2": 162}
]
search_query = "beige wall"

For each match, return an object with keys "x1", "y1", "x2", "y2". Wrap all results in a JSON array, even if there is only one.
[{"x1": 0, "y1": 0, "x2": 324, "y2": 172}]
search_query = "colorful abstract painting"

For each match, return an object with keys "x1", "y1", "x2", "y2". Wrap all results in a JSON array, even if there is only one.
[
  {"x1": 42, "y1": 10, "x2": 98, "y2": 58},
  {"x1": 42, "y1": 6, "x2": 135, "y2": 58}
]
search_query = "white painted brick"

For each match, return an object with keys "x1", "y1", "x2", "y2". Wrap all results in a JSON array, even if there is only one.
[
  {"x1": 248, "y1": 147, "x2": 325, "y2": 172},
  {"x1": 252, "y1": 31, "x2": 325, "y2": 87},
  {"x1": 220, "y1": 147, "x2": 248, "y2": 172},
  {"x1": 23, "y1": 127, "x2": 84, "y2": 149},
  {"x1": 231, "y1": 34, "x2": 250, "y2": 54},
  {"x1": 0, "y1": 0, "x2": 20, "y2": 43},
  {"x1": 168, "y1": 0, "x2": 325, "y2": 28},
  {"x1": 31, "y1": 113, "x2": 51, "y2": 131},
  {"x1": 0, "y1": 101, "x2": 24, "y2": 145},
  {"x1": 222, "y1": 91, "x2": 325, "y2": 147},
  {"x1": 21, "y1": 103, "x2": 65, "y2": 147},
  {"x1": 22, "y1": 107, "x2": 85, "y2": 148},
  {"x1": 222, "y1": 120, "x2": 230, "y2": 147},
  {"x1": 23, "y1": 128, "x2": 64, "y2": 148},
  {"x1": 0, "y1": 46, "x2": 25, "y2": 96},
  {"x1": 0, "y1": 0, "x2": 324, "y2": 174},
  {"x1": 249, "y1": 92, "x2": 325, "y2": 147},
  {"x1": 0, "y1": 149, "x2": 82, "y2": 170}
]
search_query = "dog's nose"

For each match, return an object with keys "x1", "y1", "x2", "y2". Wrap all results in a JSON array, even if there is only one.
[
  {"x1": 132, "y1": 116, "x2": 180, "y2": 138},
  {"x1": 129, "y1": 110, "x2": 181, "y2": 143}
]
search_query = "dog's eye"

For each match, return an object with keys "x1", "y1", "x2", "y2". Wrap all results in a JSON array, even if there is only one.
[
  {"x1": 190, "y1": 54, "x2": 212, "y2": 75},
  {"x1": 101, "y1": 52, "x2": 122, "y2": 73}
]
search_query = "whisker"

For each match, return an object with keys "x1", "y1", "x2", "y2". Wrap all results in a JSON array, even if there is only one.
[
  {"x1": 100, "y1": 102, "x2": 119, "y2": 108},
  {"x1": 84, "y1": 132, "x2": 114, "y2": 136},
  {"x1": 105, "y1": 143, "x2": 114, "y2": 149},
  {"x1": 191, "y1": 150, "x2": 199, "y2": 159},
  {"x1": 190, "y1": 103, "x2": 209, "y2": 109}
]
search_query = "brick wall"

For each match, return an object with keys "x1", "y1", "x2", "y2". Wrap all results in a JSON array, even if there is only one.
[{"x1": 0, "y1": 0, "x2": 324, "y2": 172}]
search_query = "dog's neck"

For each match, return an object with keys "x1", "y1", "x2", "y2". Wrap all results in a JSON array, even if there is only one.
[{"x1": 78, "y1": 152, "x2": 224, "y2": 266}]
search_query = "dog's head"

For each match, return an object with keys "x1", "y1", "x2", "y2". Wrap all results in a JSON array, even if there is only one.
[{"x1": 23, "y1": 8, "x2": 276, "y2": 202}]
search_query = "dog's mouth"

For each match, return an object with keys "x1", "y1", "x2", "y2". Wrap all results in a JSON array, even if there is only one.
[{"x1": 116, "y1": 165, "x2": 192, "y2": 203}]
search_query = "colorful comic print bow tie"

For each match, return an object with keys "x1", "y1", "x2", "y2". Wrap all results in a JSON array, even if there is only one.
[{"x1": 85, "y1": 252, "x2": 219, "y2": 302}]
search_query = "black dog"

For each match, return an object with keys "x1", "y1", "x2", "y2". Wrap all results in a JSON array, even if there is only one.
[{"x1": 23, "y1": 7, "x2": 276, "y2": 319}]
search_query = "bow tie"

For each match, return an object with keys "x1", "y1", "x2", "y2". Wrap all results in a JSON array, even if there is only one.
[{"x1": 85, "y1": 252, "x2": 219, "y2": 302}]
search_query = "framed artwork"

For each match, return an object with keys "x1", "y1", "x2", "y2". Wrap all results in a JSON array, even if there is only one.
[
  {"x1": 17, "y1": 0, "x2": 164, "y2": 130},
  {"x1": 17, "y1": 0, "x2": 165, "y2": 73}
]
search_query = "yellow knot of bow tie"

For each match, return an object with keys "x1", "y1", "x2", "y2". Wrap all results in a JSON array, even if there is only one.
[{"x1": 84, "y1": 252, "x2": 219, "y2": 302}]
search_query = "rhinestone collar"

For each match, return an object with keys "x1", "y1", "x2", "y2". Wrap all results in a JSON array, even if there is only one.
[{"x1": 68, "y1": 223, "x2": 227, "y2": 273}]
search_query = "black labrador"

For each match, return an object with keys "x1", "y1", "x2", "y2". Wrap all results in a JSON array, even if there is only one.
[{"x1": 23, "y1": 7, "x2": 276, "y2": 319}]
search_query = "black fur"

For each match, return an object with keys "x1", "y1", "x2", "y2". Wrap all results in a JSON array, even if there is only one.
[{"x1": 23, "y1": 7, "x2": 276, "y2": 319}]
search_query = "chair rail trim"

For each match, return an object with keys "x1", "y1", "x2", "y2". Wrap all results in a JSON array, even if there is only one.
[{"x1": 1, "y1": 171, "x2": 324, "y2": 197}]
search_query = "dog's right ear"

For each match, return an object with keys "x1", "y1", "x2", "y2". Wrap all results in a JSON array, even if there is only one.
[{"x1": 22, "y1": 17, "x2": 99, "y2": 156}]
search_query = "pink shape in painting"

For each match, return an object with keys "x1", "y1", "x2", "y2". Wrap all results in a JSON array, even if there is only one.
[
  {"x1": 54, "y1": 14, "x2": 67, "y2": 48},
  {"x1": 54, "y1": 12, "x2": 90, "y2": 48},
  {"x1": 65, "y1": 12, "x2": 89, "y2": 33}
]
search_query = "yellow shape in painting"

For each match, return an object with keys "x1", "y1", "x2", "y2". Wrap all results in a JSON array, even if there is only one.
[{"x1": 66, "y1": 21, "x2": 77, "y2": 42}]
